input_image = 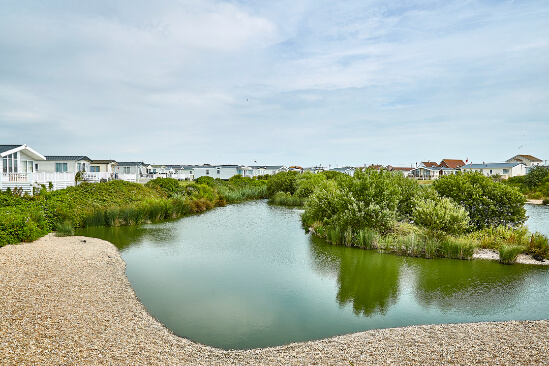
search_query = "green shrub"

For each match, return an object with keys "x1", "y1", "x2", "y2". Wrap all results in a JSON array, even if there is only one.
[
  {"x1": 433, "y1": 172, "x2": 526, "y2": 230},
  {"x1": 412, "y1": 196, "x2": 470, "y2": 237},
  {"x1": 499, "y1": 245, "x2": 523, "y2": 264},
  {"x1": 542, "y1": 198, "x2": 549, "y2": 205},
  {"x1": 145, "y1": 177, "x2": 185, "y2": 197},
  {"x1": 527, "y1": 232, "x2": 549, "y2": 260},
  {"x1": 266, "y1": 171, "x2": 299, "y2": 197},
  {"x1": 55, "y1": 221, "x2": 74, "y2": 236},
  {"x1": 195, "y1": 176, "x2": 215, "y2": 186}
]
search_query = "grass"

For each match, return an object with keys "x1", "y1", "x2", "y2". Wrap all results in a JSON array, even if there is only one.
[
  {"x1": 498, "y1": 245, "x2": 523, "y2": 264},
  {"x1": 311, "y1": 222, "x2": 491, "y2": 261},
  {"x1": 55, "y1": 221, "x2": 75, "y2": 236},
  {"x1": 269, "y1": 192, "x2": 307, "y2": 206}
]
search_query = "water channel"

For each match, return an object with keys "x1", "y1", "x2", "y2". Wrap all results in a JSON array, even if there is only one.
[{"x1": 77, "y1": 202, "x2": 549, "y2": 350}]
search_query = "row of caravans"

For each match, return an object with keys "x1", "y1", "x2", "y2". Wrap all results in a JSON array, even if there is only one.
[{"x1": 0, "y1": 144, "x2": 288, "y2": 195}]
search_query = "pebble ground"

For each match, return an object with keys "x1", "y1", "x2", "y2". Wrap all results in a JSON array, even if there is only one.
[{"x1": 1, "y1": 234, "x2": 548, "y2": 365}]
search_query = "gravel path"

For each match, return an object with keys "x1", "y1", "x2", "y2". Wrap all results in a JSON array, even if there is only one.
[{"x1": 1, "y1": 234, "x2": 548, "y2": 365}]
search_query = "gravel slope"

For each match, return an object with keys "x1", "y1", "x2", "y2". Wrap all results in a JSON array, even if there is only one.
[{"x1": 1, "y1": 234, "x2": 548, "y2": 365}]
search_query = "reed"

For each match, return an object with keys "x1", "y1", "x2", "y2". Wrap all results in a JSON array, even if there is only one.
[
  {"x1": 356, "y1": 228, "x2": 377, "y2": 249},
  {"x1": 55, "y1": 221, "x2": 74, "y2": 236},
  {"x1": 269, "y1": 191, "x2": 306, "y2": 206},
  {"x1": 499, "y1": 245, "x2": 523, "y2": 264}
]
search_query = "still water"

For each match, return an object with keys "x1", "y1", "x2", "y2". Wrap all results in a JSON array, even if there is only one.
[{"x1": 77, "y1": 201, "x2": 549, "y2": 350}]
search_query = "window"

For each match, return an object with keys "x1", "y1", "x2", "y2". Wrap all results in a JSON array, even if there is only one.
[
  {"x1": 90, "y1": 166, "x2": 100, "y2": 172},
  {"x1": 503, "y1": 169, "x2": 509, "y2": 174},
  {"x1": 206, "y1": 170, "x2": 209, "y2": 175},
  {"x1": 217, "y1": 169, "x2": 220, "y2": 174},
  {"x1": 35, "y1": 164, "x2": 39, "y2": 171},
  {"x1": 123, "y1": 167, "x2": 131, "y2": 174},
  {"x1": 3, "y1": 152, "x2": 19, "y2": 173},
  {"x1": 55, "y1": 163, "x2": 68, "y2": 172},
  {"x1": 489, "y1": 169, "x2": 493, "y2": 175}
]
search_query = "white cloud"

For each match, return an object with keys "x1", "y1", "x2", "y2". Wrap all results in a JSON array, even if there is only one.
[{"x1": 0, "y1": 0, "x2": 548, "y2": 165}]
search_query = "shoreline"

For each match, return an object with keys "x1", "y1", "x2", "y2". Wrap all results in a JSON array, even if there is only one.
[{"x1": 1, "y1": 234, "x2": 548, "y2": 365}]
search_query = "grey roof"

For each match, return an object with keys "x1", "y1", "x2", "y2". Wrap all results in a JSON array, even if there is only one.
[
  {"x1": 91, "y1": 160, "x2": 117, "y2": 164},
  {"x1": 0, "y1": 145, "x2": 22, "y2": 154},
  {"x1": 461, "y1": 162, "x2": 524, "y2": 169},
  {"x1": 46, "y1": 156, "x2": 92, "y2": 162},
  {"x1": 116, "y1": 162, "x2": 146, "y2": 166}
]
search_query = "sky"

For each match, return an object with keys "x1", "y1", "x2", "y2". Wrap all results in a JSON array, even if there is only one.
[{"x1": 1, "y1": 0, "x2": 548, "y2": 167}]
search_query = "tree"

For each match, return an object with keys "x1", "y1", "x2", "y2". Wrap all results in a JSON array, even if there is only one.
[
  {"x1": 525, "y1": 166, "x2": 549, "y2": 189},
  {"x1": 432, "y1": 172, "x2": 526, "y2": 230},
  {"x1": 266, "y1": 171, "x2": 299, "y2": 197},
  {"x1": 412, "y1": 196, "x2": 470, "y2": 236}
]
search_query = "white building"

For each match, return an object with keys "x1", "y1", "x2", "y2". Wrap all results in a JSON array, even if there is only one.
[
  {"x1": 40, "y1": 156, "x2": 92, "y2": 174},
  {"x1": 460, "y1": 162, "x2": 526, "y2": 179},
  {"x1": 1, "y1": 144, "x2": 45, "y2": 174},
  {"x1": 506, "y1": 155, "x2": 544, "y2": 174},
  {"x1": 1, "y1": 145, "x2": 75, "y2": 194}
]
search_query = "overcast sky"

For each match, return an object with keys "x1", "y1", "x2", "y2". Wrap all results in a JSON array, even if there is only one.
[{"x1": 1, "y1": 0, "x2": 548, "y2": 167}]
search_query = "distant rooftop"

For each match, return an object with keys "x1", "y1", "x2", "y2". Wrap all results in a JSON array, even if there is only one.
[
  {"x1": 46, "y1": 156, "x2": 92, "y2": 162},
  {"x1": 462, "y1": 162, "x2": 524, "y2": 169}
]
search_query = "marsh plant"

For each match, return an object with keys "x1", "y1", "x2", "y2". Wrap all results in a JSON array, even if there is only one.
[
  {"x1": 55, "y1": 221, "x2": 74, "y2": 236},
  {"x1": 498, "y1": 245, "x2": 523, "y2": 264}
]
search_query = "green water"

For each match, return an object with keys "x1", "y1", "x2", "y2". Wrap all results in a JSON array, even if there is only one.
[{"x1": 77, "y1": 201, "x2": 549, "y2": 350}]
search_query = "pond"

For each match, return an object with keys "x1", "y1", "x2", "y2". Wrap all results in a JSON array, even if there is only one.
[{"x1": 77, "y1": 201, "x2": 549, "y2": 350}]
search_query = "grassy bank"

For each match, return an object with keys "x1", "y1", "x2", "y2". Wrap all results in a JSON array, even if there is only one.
[{"x1": 0, "y1": 176, "x2": 267, "y2": 246}]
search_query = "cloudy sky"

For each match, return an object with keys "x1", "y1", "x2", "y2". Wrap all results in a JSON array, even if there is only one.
[{"x1": 1, "y1": 0, "x2": 548, "y2": 167}]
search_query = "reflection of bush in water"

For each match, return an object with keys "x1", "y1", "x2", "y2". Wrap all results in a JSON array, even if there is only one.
[
  {"x1": 310, "y1": 237, "x2": 401, "y2": 317},
  {"x1": 76, "y1": 224, "x2": 176, "y2": 251},
  {"x1": 414, "y1": 260, "x2": 532, "y2": 313}
]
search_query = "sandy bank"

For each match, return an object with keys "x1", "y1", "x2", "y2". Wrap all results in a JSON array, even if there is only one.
[{"x1": 1, "y1": 235, "x2": 548, "y2": 365}]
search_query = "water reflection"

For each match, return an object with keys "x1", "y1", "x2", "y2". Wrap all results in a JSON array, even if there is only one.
[
  {"x1": 412, "y1": 260, "x2": 533, "y2": 315},
  {"x1": 76, "y1": 223, "x2": 176, "y2": 251},
  {"x1": 309, "y1": 236, "x2": 400, "y2": 317}
]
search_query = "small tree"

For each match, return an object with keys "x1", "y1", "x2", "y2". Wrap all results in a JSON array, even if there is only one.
[
  {"x1": 432, "y1": 172, "x2": 526, "y2": 230},
  {"x1": 525, "y1": 166, "x2": 549, "y2": 189},
  {"x1": 266, "y1": 171, "x2": 299, "y2": 197},
  {"x1": 413, "y1": 196, "x2": 470, "y2": 237}
]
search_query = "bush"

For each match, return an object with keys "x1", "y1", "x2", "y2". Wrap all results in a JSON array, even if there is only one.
[
  {"x1": 527, "y1": 232, "x2": 549, "y2": 260},
  {"x1": 295, "y1": 172, "x2": 327, "y2": 198},
  {"x1": 195, "y1": 176, "x2": 215, "y2": 186},
  {"x1": 266, "y1": 171, "x2": 299, "y2": 197},
  {"x1": 525, "y1": 166, "x2": 549, "y2": 189},
  {"x1": 55, "y1": 221, "x2": 75, "y2": 236},
  {"x1": 145, "y1": 177, "x2": 185, "y2": 197},
  {"x1": 412, "y1": 196, "x2": 470, "y2": 237},
  {"x1": 433, "y1": 172, "x2": 526, "y2": 230},
  {"x1": 499, "y1": 245, "x2": 523, "y2": 264}
]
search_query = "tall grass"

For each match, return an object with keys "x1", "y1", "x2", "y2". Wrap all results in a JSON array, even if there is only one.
[
  {"x1": 269, "y1": 191, "x2": 306, "y2": 206},
  {"x1": 55, "y1": 221, "x2": 74, "y2": 236},
  {"x1": 499, "y1": 245, "x2": 523, "y2": 264},
  {"x1": 313, "y1": 222, "x2": 477, "y2": 261},
  {"x1": 219, "y1": 185, "x2": 267, "y2": 204}
]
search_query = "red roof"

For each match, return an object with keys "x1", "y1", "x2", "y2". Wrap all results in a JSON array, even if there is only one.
[
  {"x1": 421, "y1": 161, "x2": 439, "y2": 168},
  {"x1": 439, "y1": 159, "x2": 465, "y2": 169}
]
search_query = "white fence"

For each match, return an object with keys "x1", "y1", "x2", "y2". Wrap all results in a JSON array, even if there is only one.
[
  {"x1": 0, "y1": 172, "x2": 76, "y2": 195},
  {"x1": 0, "y1": 172, "x2": 143, "y2": 195}
]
